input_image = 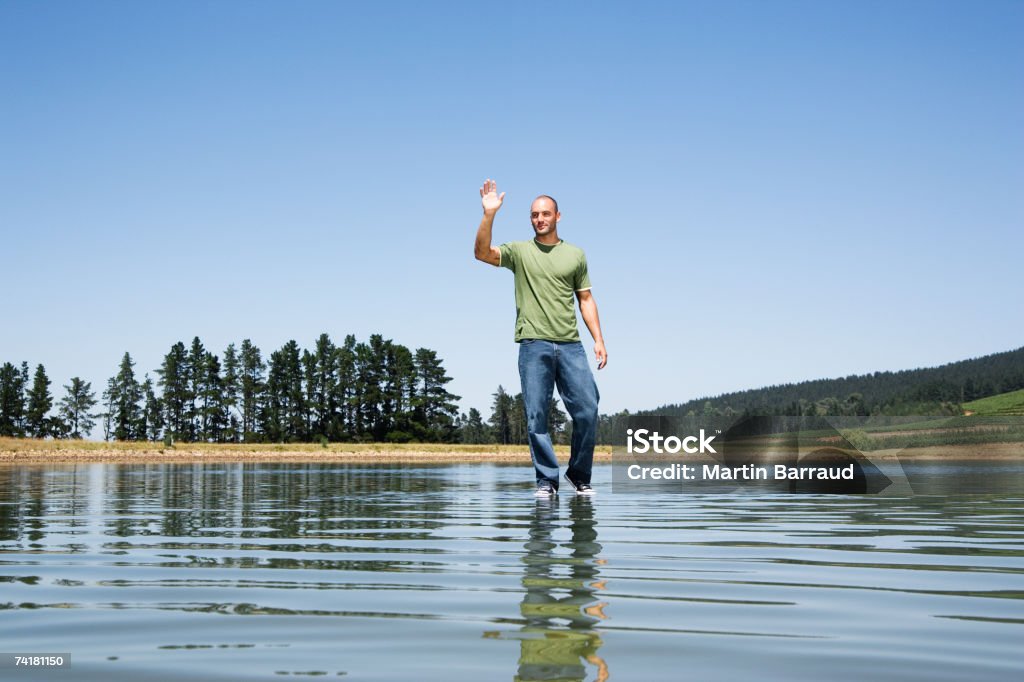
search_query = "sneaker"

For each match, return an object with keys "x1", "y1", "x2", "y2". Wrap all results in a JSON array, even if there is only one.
[
  {"x1": 534, "y1": 480, "x2": 558, "y2": 497},
  {"x1": 564, "y1": 472, "x2": 596, "y2": 496}
]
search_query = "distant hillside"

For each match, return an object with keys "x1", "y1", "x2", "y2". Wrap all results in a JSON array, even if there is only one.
[
  {"x1": 649, "y1": 346, "x2": 1024, "y2": 418},
  {"x1": 963, "y1": 388, "x2": 1024, "y2": 416}
]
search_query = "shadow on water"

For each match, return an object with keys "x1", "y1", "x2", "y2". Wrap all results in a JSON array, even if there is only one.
[{"x1": 508, "y1": 497, "x2": 609, "y2": 682}]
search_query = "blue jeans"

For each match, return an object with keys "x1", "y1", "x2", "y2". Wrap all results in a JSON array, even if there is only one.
[{"x1": 518, "y1": 340, "x2": 600, "y2": 488}]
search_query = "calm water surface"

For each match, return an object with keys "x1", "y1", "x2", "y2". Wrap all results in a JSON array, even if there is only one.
[{"x1": 1, "y1": 462, "x2": 1022, "y2": 681}]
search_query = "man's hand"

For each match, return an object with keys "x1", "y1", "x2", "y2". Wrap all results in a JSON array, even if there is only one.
[
  {"x1": 480, "y1": 178, "x2": 505, "y2": 215},
  {"x1": 577, "y1": 289, "x2": 607, "y2": 369},
  {"x1": 475, "y1": 179, "x2": 503, "y2": 265}
]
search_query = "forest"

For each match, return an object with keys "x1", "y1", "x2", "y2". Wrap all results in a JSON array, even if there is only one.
[
  {"x1": 0, "y1": 333, "x2": 460, "y2": 444},
  {"x1": 2, "y1": 343, "x2": 1022, "y2": 446}
]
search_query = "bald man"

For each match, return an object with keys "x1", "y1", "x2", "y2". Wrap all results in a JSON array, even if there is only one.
[{"x1": 474, "y1": 179, "x2": 607, "y2": 497}]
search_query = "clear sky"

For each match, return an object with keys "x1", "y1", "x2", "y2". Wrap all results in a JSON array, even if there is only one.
[{"x1": 2, "y1": 1, "x2": 1022, "y2": 431}]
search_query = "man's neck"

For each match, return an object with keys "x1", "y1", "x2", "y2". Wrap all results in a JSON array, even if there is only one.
[{"x1": 534, "y1": 231, "x2": 560, "y2": 246}]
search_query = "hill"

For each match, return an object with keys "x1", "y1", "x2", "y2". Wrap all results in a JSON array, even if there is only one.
[
  {"x1": 638, "y1": 348, "x2": 1024, "y2": 417},
  {"x1": 963, "y1": 388, "x2": 1024, "y2": 416},
  {"x1": 647, "y1": 342, "x2": 1024, "y2": 417},
  {"x1": 645, "y1": 346, "x2": 1024, "y2": 418},
  {"x1": 596, "y1": 347, "x2": 1024, "y2": 442}
]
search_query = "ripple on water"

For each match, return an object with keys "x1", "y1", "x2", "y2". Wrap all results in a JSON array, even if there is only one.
[{"x1": 0, "y1": 462, "x2": 1022, "y2": 681}]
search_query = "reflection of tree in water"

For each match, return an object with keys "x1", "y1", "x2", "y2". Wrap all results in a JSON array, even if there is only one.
[
  {"x1": 0, "y1": 467, "x2": 90, "y2": 544},
  {"x1": 513, "y1": 496, "x2": 608, "y2": 682}
]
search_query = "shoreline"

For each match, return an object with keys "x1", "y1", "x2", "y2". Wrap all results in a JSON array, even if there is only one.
[
  {"x1": 1, "y1": 438, "x2": 1021, "y2": 465},
  {"x1": 0, "y1": 438, "x2": 613, "y2": 465}
]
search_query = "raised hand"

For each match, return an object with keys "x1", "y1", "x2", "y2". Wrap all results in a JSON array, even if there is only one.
[{"x1": 480, "y1": 178, "x2": 505, "y2": 215}]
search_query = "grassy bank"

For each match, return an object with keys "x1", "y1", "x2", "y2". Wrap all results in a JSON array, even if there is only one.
[
  {"x1": 2, "y1": 437, "x2": 1021, "y2": 464},
  {"x1": 963, "y1": 388, "x2": 1024, "y2": 416},
  {"x1": 0, "y1": 437, "x2": 614, "y2": 464}
]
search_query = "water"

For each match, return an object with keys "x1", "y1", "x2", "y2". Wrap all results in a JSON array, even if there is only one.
[{"x1": 1, "y1": 462, "x2": 1022, "y2": 681}]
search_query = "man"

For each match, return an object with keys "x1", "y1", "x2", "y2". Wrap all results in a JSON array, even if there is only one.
[{"x1": 474, "y1": 178, "x2": 607, "y2": 497}]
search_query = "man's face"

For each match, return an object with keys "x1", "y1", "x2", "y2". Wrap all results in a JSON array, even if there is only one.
[{"x1": 530, "y1": 198, "x2": 560, "y2": 237}]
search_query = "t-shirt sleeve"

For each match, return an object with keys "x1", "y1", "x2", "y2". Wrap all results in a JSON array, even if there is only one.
[
  {"x1": 498, "y1": 242, "x2": 517, "y2": 272},
  {"x1": 575, "y1": 253, "x2": 592, "y2": 291}
]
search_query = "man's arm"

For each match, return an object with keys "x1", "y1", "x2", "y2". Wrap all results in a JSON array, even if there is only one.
[
  {"x1": 577, "y1": 289, "x2": 608, "y2": 369},
  {"x1": 474, "y1": 178, "x2": 504, "y2": 266}
]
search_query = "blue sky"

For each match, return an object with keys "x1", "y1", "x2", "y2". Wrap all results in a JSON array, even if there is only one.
[{"x1": 2, "y1": 0, "x2": 1022, "y2": 431}]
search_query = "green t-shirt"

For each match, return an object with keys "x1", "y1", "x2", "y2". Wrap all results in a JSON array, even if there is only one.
[{"x1": 498, "y1": 239, "x2": 592, "y2": 343}]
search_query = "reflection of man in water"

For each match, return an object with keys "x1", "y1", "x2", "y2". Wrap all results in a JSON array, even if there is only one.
[{"x1": 514, "y1": 497, "x2": 608, "y2": 682}]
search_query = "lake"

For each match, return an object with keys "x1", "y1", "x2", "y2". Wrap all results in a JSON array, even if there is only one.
[{"x1": 1, "y1": 462, "x2": 1022, "y2": 680}]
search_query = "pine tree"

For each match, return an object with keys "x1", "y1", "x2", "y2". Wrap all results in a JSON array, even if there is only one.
[
  {"x1": 310, "y1": 333, "x2": 338, "y2": 441},
  {"x1": 510, "y1": 393, "x2": 527, "y2": 445},
  {"x1": 142, "y1": 375, "x2": 164, "y2": 442},
  {"x1": 302, "y1": 348, "x2": 318, "y2": 439},
  {"x1": 0, "y1": 362, "x2": 27, "y2": 437},
  {"x1": 351, "y1": 341, "x2": 377, "y2": 439},
  {"x1": 100, "y1": 376, "x2": 115, "y2": 441},
  {"x1": 18, "y1": 362, "x2": 29, "y2": 434},
  {"x1": 385, "y1": 342, "x2": 416, "y2": 441},
  {"x1": 460, "y1": 407, "x2": 490, "y2": 444},
  {"x1": 335, "y1": 335, "x2": 357, "y2": 440},
  {"x1": 187, "y1": 337, "x2": 206, "y2": 441},
  {"x1": 287, "y1": 342, "x2": 307, "y2": 440},
  {"x1": 157, "y1": 342, "x2": 190, "y2": 442},
  {"x1": 363, "y1": 335, "x2": 387, "y2": 439},
  {"x1": 377, "y1": 339, "x2": 395, "y2": 440},
  {"x1": 263, "y1": 340, "x2": 305, "y2": 442},
  {"x1": 489, "y1": 385, "x2": 513, "y2": 445},
  {"x1": 412, "y1": 348, "x2": 460, "y2": 442},
  {"x1": 59, "y1": 377, "x2": 97, "y2": 439},
  {"x1": 239, "y1": 339, "x2": 265, "y2": 442},
  {"x1": 202, "y1": 352, "x2": 227, "y2": 442},
  {"x1": 222, "y1": 343, "x2": 241, "y2": 442},
  {"x1": 25, "y1": 364, "x2": 53, "y2": 438},
  {"x1": 105, "y1": 352, "x2": 143, "y2": 441}
]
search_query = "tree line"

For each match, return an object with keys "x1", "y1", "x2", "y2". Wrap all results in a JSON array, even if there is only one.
[
  {"x1": 0, "y1": 333, "x2": 461, "y2": 443},
  {"x1": 457, "y1": 385, "x2": 569, "y2": 445},
  {"x1": 7, "y1": 342, "x2": 1020, "y2": 446},
  {"x1": 598, "y1": 345, "x2": 1024, "y2": 437}
]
